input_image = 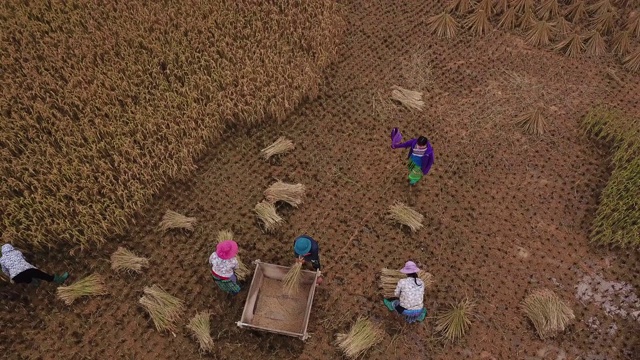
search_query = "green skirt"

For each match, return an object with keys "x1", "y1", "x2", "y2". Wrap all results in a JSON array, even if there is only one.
[
  {"x1": 211, "y1": 272, "x2": 241, "y2": 295},
  {"x1": 408, "y1": 160, "x2": 423, "y2": 185}
]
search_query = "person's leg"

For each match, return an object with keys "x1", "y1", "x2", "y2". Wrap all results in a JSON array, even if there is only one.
[
  {"x1": 394, "y1": 302, "x2": 406, "y2": 314},
  {"x1": 230, "y1": 273, "x2": 238, "y2": 284},
  {"x1": 12, "y1": 268, "x2": 54, "y2": 284}
]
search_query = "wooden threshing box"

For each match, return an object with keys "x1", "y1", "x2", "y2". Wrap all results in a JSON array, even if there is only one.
[{"x1": 237, "y1": 260, "x2": 319, "y2": 340}]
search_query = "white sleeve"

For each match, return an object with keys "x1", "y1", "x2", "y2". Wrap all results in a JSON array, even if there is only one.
[{"x1": 394, "y1": 280, "x2": 402, "y2": 297}]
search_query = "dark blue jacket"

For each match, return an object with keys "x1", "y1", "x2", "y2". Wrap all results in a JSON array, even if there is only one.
[{"x1": 293, "y1": 235, "x2": 319, "y2": 262}]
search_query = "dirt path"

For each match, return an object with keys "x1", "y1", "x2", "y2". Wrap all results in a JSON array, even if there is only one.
[{"x1": 1, "y1": 1, "x2": 639, "y2": 359}]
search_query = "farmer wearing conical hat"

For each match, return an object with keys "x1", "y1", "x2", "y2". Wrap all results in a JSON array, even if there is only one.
[
  {"x1": 0, "y1": 244, "x2": 69, "y2": 286},
  {"x1": 383, "y1": 261, "x2": 427, "y2": 323},
  {"x1": 209, "y1": 240, "x2": 241, "y2": 295},
  {"x1": 390, "y1": 128, "x2": 434, "y2": 186}
]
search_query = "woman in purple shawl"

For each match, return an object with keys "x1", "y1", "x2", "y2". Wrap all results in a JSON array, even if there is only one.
[{"x1": 390, "y1": 128, "x2": 434, "y2": 186}]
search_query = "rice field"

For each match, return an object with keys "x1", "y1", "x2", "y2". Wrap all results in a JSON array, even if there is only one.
[{"x1": 0, "y1": 0, "x2": 344, "y2": 249}]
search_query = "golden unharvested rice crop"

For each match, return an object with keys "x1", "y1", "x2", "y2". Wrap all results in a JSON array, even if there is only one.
[
  {"x1": 264, "y1": 181, "x2": 306, "y2": 207},
  {"x1": 261, "y1": 137, "x2": 295, "y2": 160},
  {"x1": 139, "y1": 284, "x2": 185, "y2": 333},
  {"x1": 187, "y1": 311, "x2": 214, "y2": 353},
  {"x1": 335, "y1": 317, "x2": 384, "y2": 359},
  {"x1": 158, "y1": 210, "x2": 197, "y2": 233},
  {"x1": 378, "y1": 268, "x2": 434, "y2": 297},
  {"x1": 0, "y1": 1, "x2": 344, "y2": 249},
  {"x1": 110, "y1": 247, "x2": 149, "y2": 273},
  {"x1": 388, "y1": 202, "x2": 424, "y2": 231},
  {"x1": 582, "y1": 107, "x2": 640, "y2": 248},
  {"x1": 215, "y1": 230, "x2": 250, "y2": 281},
  {"x1": 57, "y1": 274, "x2": 107, "y2": 305},
  {"x1": 522, "y1": 289, "x2": 575, "y2": 339}
]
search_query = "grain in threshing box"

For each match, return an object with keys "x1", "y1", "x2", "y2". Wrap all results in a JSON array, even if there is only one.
[{"x1": 237, "y1": 260, "x2": 319, "y2": 340}]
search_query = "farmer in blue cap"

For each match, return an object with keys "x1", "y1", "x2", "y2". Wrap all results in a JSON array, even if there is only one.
[{"x1": 293, "y1": 235, "x2": 321, "y2": 271}]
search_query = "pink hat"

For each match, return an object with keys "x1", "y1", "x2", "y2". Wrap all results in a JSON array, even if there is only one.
[
  {"x1": 216, "y1": 240, "x2": 238, "y2": 260},
  {"x1": 400, "y1": 261, "x2": 420, "y2": 274}
]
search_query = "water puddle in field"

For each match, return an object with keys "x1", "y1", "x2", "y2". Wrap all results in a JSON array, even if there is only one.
[{"x1": 575, "y1": 273, "x2": 640, "y2": 322}]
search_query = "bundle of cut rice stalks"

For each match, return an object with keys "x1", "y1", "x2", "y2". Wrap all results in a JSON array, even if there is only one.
[
  {"x1": 110, "y1": 247, "x2": 149, "y2": 273},
  {"x1": 187, "y1": 311, "x2": 214, "y2": 353},
  {"x1": 435, "y1": 298, "x2": 475, "y2": 342},
  {"x1": 261, "y1": 137, "x2": 295, "y2": 160},
  {"x1": 57, "y1": 274, "x2": 107, "y2": 305},
  {"x1": 216, "y1": 230, "x2": 250, "y2": 281},
  {"x1": 426, "y1": 12, "x2": 459, "y2": 39},
  {"x1": 158, "y1": 210, "x2": 197, "y2": 233},
  {"x1": 282, "y1": 259, "x2": 303, "y2": 295},
  {"x1": 264, "y1": 181, "x2": 306, "y2": 207},
  {"x1": 254, "y1": 201, "x2": 283, "y2": 232},
  {"x1": 139, "y1": 284, "x2": 185, "y2": 333},
  {"x1": 378, "y1": 267, "x2": 434, "y2": 297},
  {"x1": 335, "y1": 317, "x2": 384, "y2": 359},
  {"x1": 515, "y1": 108, "x2": 546, "y2": 136},
  {"x1": 388, "y1": 202, "x2": 424, "y2": 232},
  {"x1": 390, "y1": 85, "x2": 424, "y2": 111},
  {"x1": 623, "y1": 47, "x2": 640, "y2": 73},
  {"x1": 522, "y1": 288, "x2": 575, "y2": 339}
]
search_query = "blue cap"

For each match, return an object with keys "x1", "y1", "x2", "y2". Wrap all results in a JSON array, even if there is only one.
[{"x1": 294, "y1": 236, "x2": 312, "y2": 255}]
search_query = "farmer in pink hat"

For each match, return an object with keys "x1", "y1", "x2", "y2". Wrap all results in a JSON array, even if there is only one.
[
  {"x1": 209, "y1": 240, "x2": 241, "y2": 295},
  {"x1": 383, "y1": 261, "x2": 427, "y2": 323}
]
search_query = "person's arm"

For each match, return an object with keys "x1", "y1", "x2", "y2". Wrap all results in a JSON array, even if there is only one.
[
  {"x1": 394, "y1": 280, "x2": 403, "y2": 298},
  {"x1": 421, "y1": 146, "x2": 434, "y2": 175},
  {"x1": 1, "y1": 262, "x2": 9, "y2": 278},
  {"x1": 391, "y1": 139, "x2": 416, "y2": 149},
  {"x1": 231, "y1": 258, "x2": 238, "y2": 270},
  {"x1": 308, "y1": 240, "x2": 320, "y2": 261}
]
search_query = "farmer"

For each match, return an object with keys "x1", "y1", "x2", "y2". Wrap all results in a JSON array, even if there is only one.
[
  {"x1": 390, "y1": 128, "x2": 434, "y2": 186},
  {"x1": 209, "y1": 240, "x2": 241, "y2": 296},
  {"x1": 293, "y1": 235, "x2": 321, "y2": 271},
  {"x1": 383, "y1": 261, "x2": 427, "y2": 323},
  {"x1": 0, "y1": 244, "x2": 69, "y2": 285}
]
